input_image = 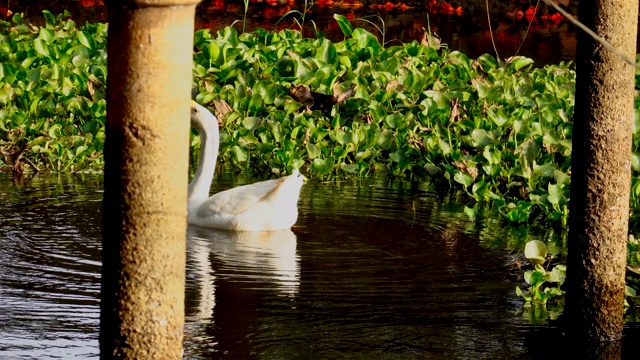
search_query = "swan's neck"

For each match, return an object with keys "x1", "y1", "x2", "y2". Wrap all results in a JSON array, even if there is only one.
[{"x1": 188, "y1": 119, "x2": 219, "y2": 205}]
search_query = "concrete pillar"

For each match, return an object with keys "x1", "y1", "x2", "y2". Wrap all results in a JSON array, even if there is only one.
[
  {"x1": 101, "y1": 0, "x2": 200, "y2": 358},
  {"x1": 566, "y1": 0, "x2": 638, "y2": 343}
]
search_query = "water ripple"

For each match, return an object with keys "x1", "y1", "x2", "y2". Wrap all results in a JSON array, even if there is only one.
[{"x1": 0, "y1": 174, "x2": 102, "y2": 359}]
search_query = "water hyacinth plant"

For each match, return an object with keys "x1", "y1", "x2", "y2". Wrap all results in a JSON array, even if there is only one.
[
  {"x1": 0, "y1": 11, "x2": 107, "y2": 173},
  {"x1": 191, "y1": 15, "x2": 579, "y2": 227},
  {"x1": 1, "y1": 11, "x2": 640, "y2": 233}
]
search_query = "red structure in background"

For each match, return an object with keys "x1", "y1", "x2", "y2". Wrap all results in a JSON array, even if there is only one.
[
  {"x1": 2, "y1": 0, "x2": 590, "y2": 65},
  {"x1": 1, "y1": 1, "x2": 574, "y2": 26}
]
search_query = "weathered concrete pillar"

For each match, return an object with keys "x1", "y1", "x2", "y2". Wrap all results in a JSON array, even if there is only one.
[
  {"x1": 566, "y1": 0, "x2": 638, "y2": 342},
  {"x1": 101, "y1": 0, "x2": 200, "y2": 358}
]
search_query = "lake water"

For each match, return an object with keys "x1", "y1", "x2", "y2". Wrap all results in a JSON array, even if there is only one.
[{"x1": 1, "y1": 171, "x2": 640, "y2": 358}]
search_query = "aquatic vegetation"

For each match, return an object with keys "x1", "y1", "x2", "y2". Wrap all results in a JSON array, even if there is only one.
[
  {"x1": 2, "y1": 11, "x2": 640, "y2": 233},
  {"x1": 515, "y1": 238, "x2": 640, "y2": 320},
  {"x1": 0, "y1": 11, "x2": 107, "y2": 173},
  {"x1": 515, "y1": 240, "x2": 565, "y2": 309},
  {"x1": 191, "y1": 19, "x2": 580, "y2": 228}
]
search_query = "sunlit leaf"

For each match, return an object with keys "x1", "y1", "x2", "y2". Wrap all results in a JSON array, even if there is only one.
[
  {"x1": 77, "y1": 31, "x2": 96, "y2": 50},
  {"x1": 549, "y1": 265, "x2": 566, "y2": 285},
  {"x1": 625, "y1": 285, "x2": 637, "y2": 297},
  {"x1": 306, "y1": 143, "x2": 321, "y2": 159},
  {"x1": 242, "y1": 117, "x2": 261, "y2": 131},
  {"x1": 454, "y1": 171, "x2": 473, "y2": 188},
  {"x1": 477, "y1": 54, "x2": 497, "y2": 72},
  {"x1": 548, "y1": 183, "x2": 562, "y2": 205},
  {"x1": 316, "y1": 38, "x2": 337, "y2": 65},
  {"x1": 471, "y1": 129, "x2": 491, "y2": 148},
  {"x1": 508, "y1": 56, "x2": 534, "y2": 71},
  {"x1": 42, "y1": 10, "x2": 56, "y2": 28},
  {"x1": 34, "y1": 38, "x2": 50, "y2": 56},
  {"x1": 232, "y1": 145, "x2": 248, "y2": 162},
  {"x1": 333, "y1": 14, "x2": 353, "y2": 37}
]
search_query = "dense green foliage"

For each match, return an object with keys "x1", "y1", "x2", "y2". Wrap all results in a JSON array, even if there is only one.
[
  {"x1": 0, "y1": 11, "x2": 106, "y2": 172},
  {"x1": 1, "y1": 11, "x2": 639, "y2": 231},
  {"x1": 192, "y1": 16, "x2": 579, "y2": 229}
]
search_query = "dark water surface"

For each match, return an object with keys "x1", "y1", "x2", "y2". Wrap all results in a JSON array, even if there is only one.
[{"x1": 1, "y1": 171, "x2": 639, "y2": 359}]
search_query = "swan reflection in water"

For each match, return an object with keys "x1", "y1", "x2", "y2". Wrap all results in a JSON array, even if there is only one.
[{"x1": 185, "y1": 226, "x2": 300, "y2": 327}]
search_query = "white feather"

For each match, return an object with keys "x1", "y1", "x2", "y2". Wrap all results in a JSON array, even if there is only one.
[{"x1": 187, "y1": 102, "x2": 305, "y2": 231}]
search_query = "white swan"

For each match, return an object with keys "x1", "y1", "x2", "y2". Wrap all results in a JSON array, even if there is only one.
[{"x1": 188, "y1": 101, "x2": 305, "y2": 231}]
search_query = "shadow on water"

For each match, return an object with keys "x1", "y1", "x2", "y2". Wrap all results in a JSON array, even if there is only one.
[{"x1": 1, "y1": 172, "x2": 640, "y2": 358}]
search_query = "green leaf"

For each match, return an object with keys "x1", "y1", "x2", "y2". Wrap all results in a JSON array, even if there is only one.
[
  {"x1": 548, "y1": 183, "x2": 562, "y2": 205},
  {"x1": 553, "y1": 170, "x2": 570, "y2": 186},
  {"x1": 242, "y1": 117, "x2": 261, "y2": 131},
  {"x1": 333, "y1": 14, "x2": 353, "y2": 37},
  {"x1": 0, "y1": 84, "x2": 14, "y2": 104},
  {"x1": 471, "y1": 129, "x2": 491, "y2": 148},
  {"x1": 625, "y1": 285, "x2": 637, "y2": 297},
  {"x1": 255, "y1": 82, "x2": 276, "y2": 105},
  {"x1": 508, "y1": 56, "x2": 534, "y2": 71},
  {"x1": 632, "y1": 153, "x2": 640, "y2": 171},
  {"x1": 447, "y1": 51, "x2": 471, "y2": 71},
  {"x1": 48, "y1": 124, "x2": 63, "y2": 139},
  {"x1": 26, "y1": 68, "x2": 40, "y2": 82},
  {"x1": 334, "y1": 130, "x2": 350, "y2": 146},
  {"x1": 34, "y1": 38, "x2": 50, "y2": 57},
  {"x1": 424, "y1": 163, "x2": 441, "y2": 176},
  {"x1": 545, "y1": 288, "x2": 564, "y2": 297},
  {"x1": 487, "y1": 108, "x2": 509, "y2": 127},
  {"x1": 454, "y1": 171, "x2": 473, "y2": 188},
  {"x1": 437, "y1": 138, "x2": 450, "y2": 155},
  {"x1": 12, "y1": 12, "x2": 23, "y2": 24},
  {"x1": 464, "y1": 205, "x2": 477, "y2": 221},
  {"x1": 384, "y1": 114, "x2": 404, "y2": 129},
  {"x1": 529, "y1": 270, "x2": 547, "y2": 287},
  {"x1": 389, "y1": 151, "x2": 403, "y2": 163},
  {"x1": 524, "y1": 240, "x2": 548, "y2": 265},
  {"x1": 338, "y1": 55, "x2": 351, "y2": 68},
  {"x1": 519, "y1": 138, "x2": 540, "y2": 167},
  {"x1": 477, "y1": 54, "x2": 497, "y2": 72},
  {"x1": 316, "y1": 38, "x2": 337, "y2": 65},
  {"x1": 523, "y1": 270, "x2": 534, "y2": 285},
  {"x1": 42, "y1": 10, "x2": 56, "y2": 28},
  {"x1": 77, "y1": 31, "x2": 96, "y2": 50},
  {"x1": 352, "y1": 28, "x2": 381, "y2": 54},
  {"x1": 312, "y1": 157, "x2": 334, "y2": 174},
  {"x1": 232, "y1": 145, "x2": 248, "y2": 162},
  {"x1": 340, "y1": 163, "x2": 357, "y2": 173},
  {"x1": 533, "y1": 162, "x2": 556, "y2": 178},
  {"x1": 205, "y1": 42, "x2": 221, "y2": 65},
  {"x1": 306, "y1": 143, "x2": 321, "y2": 159},
  {"x1": 549, "y1": 265, "x2": 566, "y2": 285},
  {"x1": 39, "y1": 28, "x2": 55, "y2": 43}
]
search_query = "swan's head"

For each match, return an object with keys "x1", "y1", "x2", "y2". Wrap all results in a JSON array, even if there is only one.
[{"x1": 190, "y1": 100, "x2": 219, "y2": 133}]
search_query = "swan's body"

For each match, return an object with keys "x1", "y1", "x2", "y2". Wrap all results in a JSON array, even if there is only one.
[{"x1": 188, "y1": 102, "x2": 304, "y2": 231}]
